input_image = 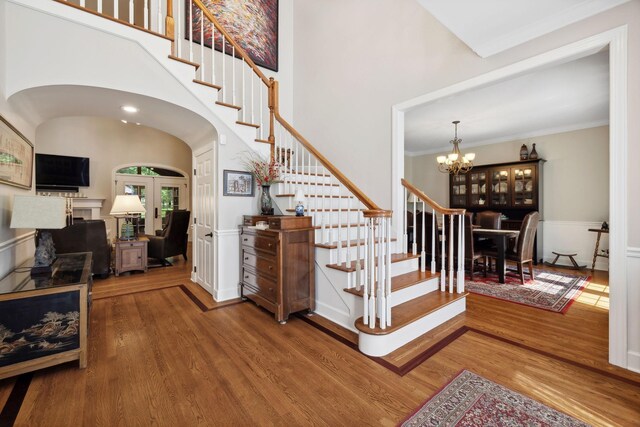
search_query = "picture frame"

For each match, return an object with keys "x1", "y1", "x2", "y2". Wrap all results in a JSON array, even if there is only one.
[
  {"x1": 223, "y1": 170, "x2": 254, "y2": 197},
  {"x1": 188, "y1": 0, "x2": 279, "y2": 72},
  {"x1": 0, "y1": 114, "x2": 33, "y2": 189}
]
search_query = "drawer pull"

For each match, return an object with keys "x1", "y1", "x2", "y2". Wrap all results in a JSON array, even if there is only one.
[
  {"x1": 244, "y1": 257, "x2": 249, "y2": 261},
  {"x1": 243, "y1": 238, "x2": 248, "y2": 242},
  {"x1": 268, "y1": 266, "x2": 273, "y2": 270},
  {"x1": 244, "y1": 275, "x2": 249, "y2": 279},
  {"x1": 268, "y1": 243, "x2": 273, "y2": 248}
]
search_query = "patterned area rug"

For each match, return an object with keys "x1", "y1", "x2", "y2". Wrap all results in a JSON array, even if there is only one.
[
  {"x1": 400, "y1": 370, "x2": 589, "y2": 427},
  {"x1": 465, "y1": 269, "x2": 589, "y2": 313}
]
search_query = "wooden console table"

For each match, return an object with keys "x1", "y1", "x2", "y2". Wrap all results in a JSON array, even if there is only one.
[
  {"x1": 588, "y1": 228, "x2": 609, "y2": 271},
  {"x1": 0, "y1": 252, "x2": 92, "y2": 380}
]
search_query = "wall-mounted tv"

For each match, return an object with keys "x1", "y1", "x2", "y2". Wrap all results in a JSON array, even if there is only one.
[{"x1": 35, "y1": 153, "x2": 90, "y2": 190}]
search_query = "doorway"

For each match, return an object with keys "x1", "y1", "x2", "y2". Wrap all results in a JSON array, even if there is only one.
[{"x1": 114, "y1": 165, "x2": 189, "y2": 235}]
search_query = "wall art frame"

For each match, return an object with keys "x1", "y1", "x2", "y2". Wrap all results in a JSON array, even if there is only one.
[
  {"x1": 223, "y1": 170, "x2": 255, "y2": 197},
  {"x1": 188, "y1": 0, "x2": 279, "y2": 72},
  {"x1": 0, "y1": 114, "x2": 33, "y2": 190}
]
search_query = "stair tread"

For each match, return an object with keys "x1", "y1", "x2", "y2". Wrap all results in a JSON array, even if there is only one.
[
  {"x1": 313, "y1": 223, "x2": 366, "y2": 230},
  {"x1": 276, "y1": 194, "x2": 353, "y2": 199},
  {"x1": 289, "y1": 208, "x2": 360, "y2": 213},
  {"x1": 288, "y1": 170, "x2": 332, "y2": 178},
  {"x1": 315, "y1": 237, "x2": 397, "y2": 250},
  {"x1": 216, "y1": 101, "x2": 242, "y2": 110},
  {"x1": 193, "y1": 79, "x2": 221, "y2": 90},
  {"x1": 237, "y1": 120, "x2": 260, "y2": 128},
  {"x1": 168, "y1": 55, "x2": 200, "y2": 69},
  {"x1": 329, "y1": 252, "x2": 419, "y2": 273},
  {"x1": 285, "y1": 181, "x2": 340, "y2": 187},
  {"x1": 355, "y1": 291, "x2": 467, "y2": 335}
]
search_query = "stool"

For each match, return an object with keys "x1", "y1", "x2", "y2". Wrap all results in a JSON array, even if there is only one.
[{"x1": 545, "y1": 251, "x2": 586, "y2": 270}]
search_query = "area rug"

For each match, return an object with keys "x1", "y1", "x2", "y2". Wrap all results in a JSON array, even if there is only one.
[
  {"x1": 400, "y1": 370, "x2": 588, "y2": 427},
  {"x1": 465, "y1": 269, "x2": 589, "y2": 313}
]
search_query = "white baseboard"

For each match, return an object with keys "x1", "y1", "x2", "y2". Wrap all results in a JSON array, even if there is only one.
[{"x1": 542, "y1": 220, "x2": 608, "y2": 271}]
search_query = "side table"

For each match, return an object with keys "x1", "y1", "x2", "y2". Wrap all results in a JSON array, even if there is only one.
[
  {"x1": 114, "y1": 236, "x2": 148, "y2": 276},
  {"x1": 588, "y1": 228, "x2": 609, "y2": 271}
]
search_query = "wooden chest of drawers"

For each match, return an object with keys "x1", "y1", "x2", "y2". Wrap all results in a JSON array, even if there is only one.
[{"x1": 240, "y1": 216, "x2": 315, "y2": 323}]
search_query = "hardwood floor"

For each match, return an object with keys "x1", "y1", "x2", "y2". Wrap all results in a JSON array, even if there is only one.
[{"x1": 1, "y1": 252, "x2": 639, "y2": 426}]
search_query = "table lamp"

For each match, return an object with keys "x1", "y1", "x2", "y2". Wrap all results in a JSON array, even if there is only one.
[
  {"x1": 110, "y1": 195, "x2": 145, "y2": 240},
  {"x1": 294, "y1": 189, "x2": 306, "y2": 216},
  {"x1": 10, "y1": 196, "x2": 68, "y2": 276}
]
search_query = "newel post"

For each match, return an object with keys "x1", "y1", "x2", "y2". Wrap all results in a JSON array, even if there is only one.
[
  {"x1": 165, "y1": 0, "x2": 175, "y2": 54},
  {"x1": 268, "y1": 78, "x2": 278, "y2": 158},
  {"x1": 362, "y1": 209, "x2": 393, "y2": 329}
]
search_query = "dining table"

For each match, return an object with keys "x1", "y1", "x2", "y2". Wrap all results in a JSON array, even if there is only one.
[{"x1": 473, "y1": 228, "x2": 520, "y2": 283}]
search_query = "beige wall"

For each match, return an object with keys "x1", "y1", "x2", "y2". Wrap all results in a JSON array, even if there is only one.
[
  {"x1": 406, "y1": 126, "x2": 610, "y2": 222},
  {"x1": 35, "y1": 116, "x2": 192, "y2": 216}
]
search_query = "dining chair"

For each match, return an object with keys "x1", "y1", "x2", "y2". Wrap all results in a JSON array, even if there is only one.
[
  {"x1": 445, "y1": 213, "x2": 486, "y2": 279},
  {"x1": 485, "y1": 211, "x2": 540, "y2": 284},
  {"x1": 414, "y1": 210, "x2": 439, "y2": 265},
  {"x1": 474, "y1": 210, "x2": 502, "y2": 268}
]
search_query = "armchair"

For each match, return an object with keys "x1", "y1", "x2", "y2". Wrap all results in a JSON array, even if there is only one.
[
  {"x1": 48, "y1": 220, "x2": 111, "y2": 278},
  {"x1": 146, "y1": 210, "x2": 190, "y2": 266}
]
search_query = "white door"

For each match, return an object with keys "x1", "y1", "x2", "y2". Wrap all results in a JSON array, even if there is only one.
[{"x1": 194, "y1": 149, "x2": 214, "y2": 293}]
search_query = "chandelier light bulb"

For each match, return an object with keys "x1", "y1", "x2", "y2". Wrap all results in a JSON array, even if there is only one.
[
  {"x1": 466, "y1": 153, "x2": 476, "y2": 161},
  {"x1": 437, "y1": 156, "x2": 447, "y2": 164}
]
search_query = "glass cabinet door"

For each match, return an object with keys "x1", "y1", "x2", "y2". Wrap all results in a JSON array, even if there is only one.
[
  {"x1": 512, "y1": 166, "x2": 536, "y2": 206},
  {"x1": 450, "y1": 174, "x2": 467, "y2": 207},
  {"x1": 468, "y1": 170, "x2": 488, "y2": 207},
  {"x1": 490, "y1": 168, "x2": 510, "y2": 207}
]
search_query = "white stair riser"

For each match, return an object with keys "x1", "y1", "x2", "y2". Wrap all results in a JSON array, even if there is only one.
[
  {"x1": 277, "y1": 181, "x2": 342, "y2": 195},
  {"x1": 389, "y1": 277, "x2": 439, "y2": 307},
  {"x1": 317, "y1": 250, "x2": 419, "y2": 279},
  {"x1": 358, "y1": 297, "x2": 466, "y2": 357},
  {"x1": 281, "y1": 174, "x2": 334, "y2": 185},
  {"x1": 316, "y1": 241, "x2": 401, "y2": 265},
  {"x1": 315, "y1": 225, "x2": 364, "y2": 242}
]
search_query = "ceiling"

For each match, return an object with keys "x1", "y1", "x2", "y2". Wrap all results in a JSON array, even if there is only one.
[
  {"x1": 8, "y1": 86, "x2": 216, "y2": 146},
  {"x1": 404, "y1": 50, "x2": 609, "y2": 155},
  {"x1": 417, "y1": 0, "x2": 630, "y2": 57}
]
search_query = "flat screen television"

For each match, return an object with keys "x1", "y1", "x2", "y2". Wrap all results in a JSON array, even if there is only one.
[{"x1": 35, "y1": 153, "x2": 90, "y2": 190}]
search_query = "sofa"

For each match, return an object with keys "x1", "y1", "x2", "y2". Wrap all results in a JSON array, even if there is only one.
[{"x1": 48, "y1": 220, "x2": 112, "y2": 278}]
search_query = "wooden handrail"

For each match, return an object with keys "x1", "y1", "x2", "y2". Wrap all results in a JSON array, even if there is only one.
[
  {"x1": 192, "y1": 0, "x2": 271, "y2": 87},
  {"x1": 401, "y1": 178, "x2": 465, "y2": 215}
]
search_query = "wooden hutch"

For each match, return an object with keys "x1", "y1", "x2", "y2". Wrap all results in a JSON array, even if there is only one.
[{"x1": 449, "y1": 159, "x2": 544, "y2": 263}]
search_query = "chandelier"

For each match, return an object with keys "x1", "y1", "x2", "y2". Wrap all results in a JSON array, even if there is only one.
[{"x1": 436, "y1": 121, "x2": 475, "y2": 175}]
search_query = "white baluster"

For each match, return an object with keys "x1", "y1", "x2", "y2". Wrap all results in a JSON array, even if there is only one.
[
  {"x1": 221, "y1": 36, "x2": 226, "y2": 102},
  {"x1": 259, "y1": 81, "x2": 264, "y2": 140},
  {"x1": 232, "y1": 46, "x2": 236, "y2": 106},
  {"x1": 200, "y1": 9, "x2": 204, "y2": 80},
  {"x1": 129, "y1": 0, "x2": 134, "y2": 24},
  {"x1": 188, "y1": 0, "x2": 193, "y2": 61},
  {"x1": 176, "y1": 0, "x2": 181, "y2": 57},
  {"x1": 458, "y1": 213, "x2": 465, "y2": 293},
  {"x1": 362, "y1": 223, "x2": 369, "y2": 325},
  {"x1": 322, "y1": 167, "x2": 328, "y2": 244},
  {"x1": 403, "y1": 187, "x2": 408, "y2": 254},
  {"x1": 155, "y1": 0, "x2": 161, "y2": 33},
  {"x1": 441, "y1": 213, "x2": 446, "y2": 291},
  {"x1": 420, "y1": 201, "x2": 426, "y2": 272},
  {"x1": 386, "y1": 216, "x2": 392, "y2": 327},
  {"x1": 97, "y1": 0, "x2": 102, "y2": 14},
  {"x1": 355, "y1": 209, "x2": 362, "y2": 291},
  {"x1": 449, "y1": 214, "x2": 454, "y2": 293},
  {"x1": 431, "y1": 208, "x2": 436, "y2": 274},
  {"x1": 307, "y1": 149, "x2": 311, "y2": 223},
  {"x1": 144, "y1": 0, "x2": 149, "y2": 29},
  {"x1": 368, "y1": 218, "x2": 376, "y2": 329},
  {"x1": 346, "y1": 196, "x2": 352, "y2": 265},
  {"x1": 241, "y1": 61, "x2": 246, "y2": 121},
  {"x1": 80, "y1": 0, "x2": 86, "y2": 7},
  {"x1": 336, "y1": 183, "x2": 343, "y2": 265},
  {"x1": 412, "y1": 194, "x2": 417, "y2": 255},
  {"x1": 379, "y1": 218, "x2": 386, "y2": 329},
  {"x1": 314, "y1": 158, "x2": 319, "y2": 225},
  {"x1": 211, "y1": 22, "x2": 216, "y2": 85},
  {"x1": 114, "y1": 0, "x2": 119, "y2": 20},
  {"x1": 251, "y1": 72, "x2": 255, "y2": 125}
]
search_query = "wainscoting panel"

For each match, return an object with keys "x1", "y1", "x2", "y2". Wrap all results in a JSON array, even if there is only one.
[
  {"x1": 627, "y1": 247, "x2": 640, "y2": 373},
  {"x1": 214, "y1": 229, "x2": 241, "y2": 301},
  {"x1": 0, "y1": 232, "x2": 35, "y2": 279},
  {"x1": 542, "y1": 221, "x2": 609, "y2": 271}
]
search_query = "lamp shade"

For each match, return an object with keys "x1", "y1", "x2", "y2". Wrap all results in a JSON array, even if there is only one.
[
  {"x1": 10, "y1": 196, "x2": 67, "y2": 229},
  {"x1": 110, "y1": 195, "x2": 145, "y2": 216},
  {"x1": 294, "y1": 189, "x2": 306, "y2": 203}
]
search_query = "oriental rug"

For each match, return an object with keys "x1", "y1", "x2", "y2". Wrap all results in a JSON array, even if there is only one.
[
  {"x1": 465, "y1": 269, "x2": 589, "y2": 313},
  {"x1": 400, "y1": 370, "x2": 588, "y2": 427}
]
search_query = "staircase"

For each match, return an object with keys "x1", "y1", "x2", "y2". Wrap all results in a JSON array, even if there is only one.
[{"x1": 39, "y1": 0, "x2": 468, "y2": 357}]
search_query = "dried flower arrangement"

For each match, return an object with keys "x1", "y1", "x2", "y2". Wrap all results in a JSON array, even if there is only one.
[{"x1": 243, "y1": 152, "x2": 281, "y2": 186}]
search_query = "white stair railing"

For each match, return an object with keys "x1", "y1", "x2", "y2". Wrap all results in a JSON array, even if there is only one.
[{"x1": 401, "y1": 179, "x2": 465, "y2": 293}]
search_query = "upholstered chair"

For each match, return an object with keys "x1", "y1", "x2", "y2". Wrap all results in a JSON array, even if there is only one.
[{"x1": 146, "y1": 210, "x2": 191, "y2": 266}]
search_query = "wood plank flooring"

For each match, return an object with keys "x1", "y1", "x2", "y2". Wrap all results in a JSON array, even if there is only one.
[{"x1": 1, "y1": 251, "x2": 639, "y2": 426}]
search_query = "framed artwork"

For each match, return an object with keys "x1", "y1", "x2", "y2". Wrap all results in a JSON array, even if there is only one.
[
  {"x1": 0, "y1": 114, "x2": 33, "y2": 189},
  {"x1": 223, "y1": 170, "x2": 254, "y2": 196},
  {"x1": 189, "y1": 0, "x2": 278, "y2": 72}
]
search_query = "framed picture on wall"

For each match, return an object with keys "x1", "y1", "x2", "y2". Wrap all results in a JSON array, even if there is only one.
[
  {"x1": 188, "y1": 0, "x2": 279, "y2": 72},
  {"x1": 223, "y1": 170, "x2": 254, "y2": 196},
  {"x1": 0, "y1": 114, "x2": 34, "y2": 189}
]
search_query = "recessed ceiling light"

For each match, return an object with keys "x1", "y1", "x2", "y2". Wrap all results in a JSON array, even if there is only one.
[
  {"x1": 121, "y1": 105, "x2": 139, "y2": 113},
  {"x1": 121, "y1": 119, "x2": 128, "y2": 124}
]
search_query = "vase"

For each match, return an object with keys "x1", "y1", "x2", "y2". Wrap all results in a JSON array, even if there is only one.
[
  {"x1": 260, "y1": 184, "x2": 274, "y2": 215},
  {"x1": 519, "y1": 144, "x2": 529, "y2": 161},
  {"x1": 529, "y1": 143, "x2": 539, "y2": 160}
]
